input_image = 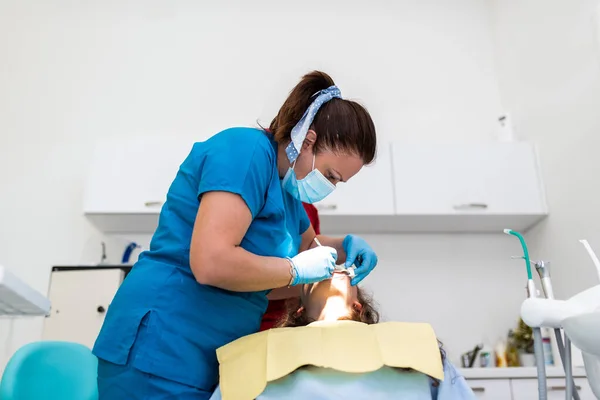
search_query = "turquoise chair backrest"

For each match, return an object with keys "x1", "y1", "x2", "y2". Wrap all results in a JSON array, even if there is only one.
[{"x1": 0, "y1": 341, "x2": 98, "y2": 400}]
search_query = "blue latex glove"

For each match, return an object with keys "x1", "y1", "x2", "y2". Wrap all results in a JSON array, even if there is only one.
[
  {"x1": 343, "y1": 235, "x2": 378, "y2": 285},
  {"x1": 289, "y1": 246, "x2": 337, "y2": 285}
]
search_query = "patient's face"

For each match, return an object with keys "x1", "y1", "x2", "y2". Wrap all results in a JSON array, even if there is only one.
[{"x1": 299, "y1": 272, "x2": 362, "y2": 322}]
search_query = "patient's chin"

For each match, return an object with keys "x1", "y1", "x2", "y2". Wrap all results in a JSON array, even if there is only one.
[
  {"x1": 330, "y1": 273, "x2": 352, "y2": 290},
  {"x1": 305, "y1": 274, "x2": 354, "y2": 306}
]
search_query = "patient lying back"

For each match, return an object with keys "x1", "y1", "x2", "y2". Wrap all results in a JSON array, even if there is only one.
[{"x1": 211, "y1": 273, "x2": 476, "y2": 400}]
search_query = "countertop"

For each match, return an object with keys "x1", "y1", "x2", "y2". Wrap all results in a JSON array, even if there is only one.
[{"x1": 459, "y1": 366, "x2": 587, "y2": 379}]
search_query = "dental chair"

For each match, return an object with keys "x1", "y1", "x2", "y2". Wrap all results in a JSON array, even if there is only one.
[
  {"x1": 563, "y1": 311, "x2": 600, "y2": 398},
  {"x1": 0, "y1": 341, "x2": 98, "y2": 400},
  {"x1": 209, "y1": 321, "x2": 475, "y2": 400}
]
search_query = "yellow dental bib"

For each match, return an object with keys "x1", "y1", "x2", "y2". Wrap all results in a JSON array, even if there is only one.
[{"x1": 216, "y1": 320, "x2": 444, "y2": 400}]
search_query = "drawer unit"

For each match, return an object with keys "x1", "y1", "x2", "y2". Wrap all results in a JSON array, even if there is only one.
[
  {"x1": 465, "y1": 379, "x2": 512, "y2": 399},
  {"x1": 511, "y1": 378, "x2": 595, "y2": 400},
  {"x1": 43, "y1": 267, "x2": 126, "y2": 349}
]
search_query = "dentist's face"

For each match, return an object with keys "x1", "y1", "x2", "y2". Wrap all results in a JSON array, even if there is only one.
[{"x1": 293, "y1": 130, "x2": 364, "y2": 186}]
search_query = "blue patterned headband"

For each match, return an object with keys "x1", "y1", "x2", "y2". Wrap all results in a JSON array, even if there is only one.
[{"x1": 285, "y1": 85, "x2": 342, "y2": 163}]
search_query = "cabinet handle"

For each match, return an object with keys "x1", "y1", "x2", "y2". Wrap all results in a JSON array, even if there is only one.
[
  {"x1": 316, "y1": 204, "x2": 338, "y2": 211},
  {"x1": 550, "y1": 385, "x2": 581, "y2": 391},
  {"x1": 144, "y1": 201, "x2": 163, "y2": 208},
  {"x1": 97, "y1": 306, "x2": 106, "y2": 314},
  {"x1": 453, "y1": 203, "x2": 488, "y2": 210},
  {"x1": 470, "y1": 387, "x2": 485, "y2": 392}
]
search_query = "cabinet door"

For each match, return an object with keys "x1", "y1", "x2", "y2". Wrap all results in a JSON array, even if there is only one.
[
  {"x1": 84, "y1": 137, "x2": 197, "y2": 214},
  {"x1": 392, "y1": 142, "x2": 545, "y2": 215},
  {"x1": 43, "y1": 269, "x2": 124, "y2": 349},
  {"x1": 313, "y1": 143, "x2": 395, "y2": 215},
  {"x1": 511, "y1": 378, "x2": 595, "y2": 400},
  {"x1": 466, "y1": 379, "x2": 513, "y2": 399}
]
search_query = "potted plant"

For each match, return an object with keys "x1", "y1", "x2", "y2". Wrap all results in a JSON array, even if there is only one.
[{"x1": 513, "y1": 318, "x2": 535, "y2": 366}]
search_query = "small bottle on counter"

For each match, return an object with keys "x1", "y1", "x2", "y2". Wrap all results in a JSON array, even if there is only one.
[
  {"x1": 495, "y1": 339, "x2": 508, "y2": 367},
  {"x1": 479, "y1": 343, "x2": 494, "y2": 368}
]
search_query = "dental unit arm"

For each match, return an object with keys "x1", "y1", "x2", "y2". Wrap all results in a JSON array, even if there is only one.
[{"x1": 505, "y1": 230, "x2": 600, "y2": 400}]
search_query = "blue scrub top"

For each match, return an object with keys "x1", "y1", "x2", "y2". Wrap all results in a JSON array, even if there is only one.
[{"x1": 93, "y1": 127, "x2": 311, "y2": 391}]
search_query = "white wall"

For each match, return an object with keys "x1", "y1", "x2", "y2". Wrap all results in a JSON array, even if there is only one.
[
  {"x1": 0, "y1": 0, "x2": 518, "y2": 367},
  {"x1": 490, "y1": 0, "x2": 600, "y2": 299}
]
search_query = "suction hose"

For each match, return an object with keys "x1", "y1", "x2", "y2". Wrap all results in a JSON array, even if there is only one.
[
  {"x1": 505, "y1": 229, "x2": 547, "y2": 400},
  {"x1": 532, "y1": 327, "x2": 547, "y2": 400},
  {"x1": 565, "y1": 337, "x2": 574, "y2": 400},
  {"x1": 551, "y1": 330, "x2": 580, "y2": 399}
]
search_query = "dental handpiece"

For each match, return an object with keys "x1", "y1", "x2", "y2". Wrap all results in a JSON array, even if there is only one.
[{"x1": 534, "y1": 261, "x2": 555, "y2": 299}]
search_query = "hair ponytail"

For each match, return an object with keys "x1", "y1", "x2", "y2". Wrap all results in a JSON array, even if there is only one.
[
  {"x1": 269, "y1": 71, "x2": 334, "y2": 144},
  {"x1": 269, "y1": 71, "x2": 376, "y2": 165}
]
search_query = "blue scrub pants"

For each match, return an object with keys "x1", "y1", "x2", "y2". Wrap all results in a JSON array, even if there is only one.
[
  {"x1": 97, "y1": 359, "x2": 213, "y2": 399},
  {"x1": 97, "y1": 317, "x2": 213, "y2": 400}
]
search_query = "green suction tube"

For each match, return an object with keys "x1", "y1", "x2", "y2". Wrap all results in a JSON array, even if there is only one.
[
  {"x1": 504, "y1": 229, "x2": 547, "y2": 400},
  {"x1": 504, "y1": 229, "x2": 533, "y2": 280}
]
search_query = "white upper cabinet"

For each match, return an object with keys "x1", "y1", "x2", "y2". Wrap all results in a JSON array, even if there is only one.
[
  {"x1": 84, "y1": 136, "x2": 199, "y2": 233},
  {"x1": 84, "y1": 137, "x2": 398, "y2": 234},
  {"x1": 84, "y1": 136, "x2": 547, "y2": 234},
  {"x1": 391, "y1": 142, "x2": 547, "y2": 232}
]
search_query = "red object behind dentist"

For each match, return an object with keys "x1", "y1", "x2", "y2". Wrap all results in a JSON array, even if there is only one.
[{"x1": 259, "y1": 203, "x2": 320, "y2": 331}]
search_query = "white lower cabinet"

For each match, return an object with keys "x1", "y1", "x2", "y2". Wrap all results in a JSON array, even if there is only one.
[
  {"x1": 511, "y1": 378, "x2": 595, "y2": 400},
  {"x1": 43, "y1": 268, "x2": 125, "y2": 349},
  {"x1": 466, "y1": 378, "x2": 595, "y2": 399},
  {"x1": 466, "y1": 379, "x2": 512, "y2": 399}
]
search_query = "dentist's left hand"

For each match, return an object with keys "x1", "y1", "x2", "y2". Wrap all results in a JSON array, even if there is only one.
[{"x1": 343, "y1": 235, "x2": 378, "y2": 286}]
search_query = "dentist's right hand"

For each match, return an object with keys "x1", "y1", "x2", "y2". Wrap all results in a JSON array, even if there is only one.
[{"x1": 288, "y1": 246, "x2": 337, "y2": 286}]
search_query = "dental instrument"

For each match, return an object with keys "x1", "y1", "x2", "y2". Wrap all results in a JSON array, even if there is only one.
[
  {"x1": 504, "y1": 229, "x2": 547, "y2": 400},
  {"x1": 313, "y1": 237, "x2": 356, "y2": 278}
]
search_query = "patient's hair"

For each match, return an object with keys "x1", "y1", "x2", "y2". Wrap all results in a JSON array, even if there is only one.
[{"x1": 275, "y1": 287, "x2": 380, "y2": 328}]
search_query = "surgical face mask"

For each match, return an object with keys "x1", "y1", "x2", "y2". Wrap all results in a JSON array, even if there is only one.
[{"x1": 282, "y1": 154, "x2": 336, "y2": 204}]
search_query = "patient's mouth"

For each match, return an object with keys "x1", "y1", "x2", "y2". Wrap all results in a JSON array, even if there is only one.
[{"x1": 332, "y1": 271, "x2": 350, "y2": 279}]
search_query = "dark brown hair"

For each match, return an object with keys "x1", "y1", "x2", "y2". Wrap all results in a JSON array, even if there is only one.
[
  {"x1": 275, "y1": 287, "x2": 380, "y2": 328},
  {"x1": 269, "y1": 71, "x2": 377, "y2": 165}
]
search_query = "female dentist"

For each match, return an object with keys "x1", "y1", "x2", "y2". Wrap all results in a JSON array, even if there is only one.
[{"x1": 93, "y1": 70, "x2": 379, "y2": 399}]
